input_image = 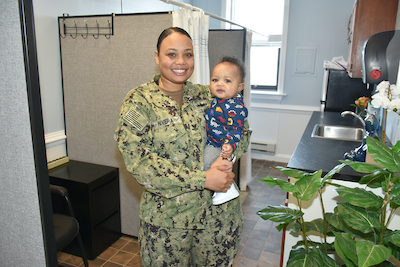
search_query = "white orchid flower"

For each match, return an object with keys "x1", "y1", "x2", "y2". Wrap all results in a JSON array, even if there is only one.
[
  {"x1": 371, "y1": 81, "x2": 400, "y2": 114},
  {"x1": 376, "y1": 81, "x2": 390, "y2": 94},
  {"x1": 372, "y1": 92, "x2": 383, "y2": 99},
  {"x1": 371, "y1": 95, "x2": 390, "y2": 109},
  {"x1": 390, "y1": 84, "x2": 400, "y2": 97},
  {"x1": 389, "y1": 97, "x2": 400, "y2": 112}
]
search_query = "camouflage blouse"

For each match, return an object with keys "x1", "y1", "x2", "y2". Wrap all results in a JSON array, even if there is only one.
[{"x1": 115, "y1": 74, "x2": 251, "y2": 229}]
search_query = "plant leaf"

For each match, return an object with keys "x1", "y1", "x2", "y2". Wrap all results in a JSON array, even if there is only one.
[
  {"x1": 381, "y1": 229, "x2": 400, "y2": 261},
  {"x1": 259, "y1": 176, "x2": 298, "y2": 193},
  {"x1": 356, "y1": 239, "x2": 391, "y2": 267},
  {"x1": 276, "y1": 223, "x2": 288, "y2": 232},
  {"x1": 390, "y1": 195, "x2": 400, "y2": 209},
  {"x1": 359, "y1": 170, "x2": 389, "y2": 188},
  {"x1": 333, "y1": 232, "x2": 357, "y2": 267},
  {"x1": 287, "y1": 247, "x2": 340, "y2": 267},
  {"x1": 391, "y1": 139, "x2": 400, "y2": 154},
  {"x1": 321, "y1": 163, "x2": 346, "y2": 188},
  {"x1": 311, "y1": 247, "x2": 341, "y2": 267},
  {"x1": 291, "y1": 240, "x2": 335, "y2": 253},
  {"x1": 288, "y1": 221, "x2": 301, "y2": 233},
  {"x1": 257, "y1": 205, "x2": 302, "y2": 225},
  {"x1": 366, "y1": 136, "x2": 400, "y2": 173},
  {"x1": 388, "y1": 230, "x2": 400, "y2": 247},
  {"x1": 387, "y1": 184, "x2": 400, "y2": 208},
  {"x1": 274, "y1": 166, "x2": 311, "y2": 179},
  {"x1": 293, "y1": 170, "x2": 322, "y2": 201},
  {"x1": 337, "y1": 203, "x2": 381, "y2": 233},
  {"x1": 304, "y1": 218, "x2": 325, "y2": 235},
  {"x1": 287, "y1": 248, "x2": 319, "y2": 267},
  {"x1": 387, "y1": 242, "x2": 400, "y2": 261},
  {"x1": 340, "y1": 159, "x2": 384, "y2": 173},
  {"x1": 389, "y1": 184, "x2": 400, "y2": 196},
  {"x1": 335, "y1": 186, "x2": 384, "y2": 210},
  {"x1": 327, "y1": 213, "x2": 346, "y2": 231},
  {"x1": 328, "y1": 212, "x2": 367, "y2": 240}
]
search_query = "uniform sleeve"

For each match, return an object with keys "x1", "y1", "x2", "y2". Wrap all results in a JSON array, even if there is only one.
[
  {"x1": 114, "y1": 93, "x2": 207, "y2": 199},
  {"x1": 233, "y1": 119, "x2": 252, "y2": 160}
]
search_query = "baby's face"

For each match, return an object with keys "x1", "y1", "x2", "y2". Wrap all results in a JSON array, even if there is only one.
[{"x1": 210, "y1": 62, "x2": 244, "y2": 99}]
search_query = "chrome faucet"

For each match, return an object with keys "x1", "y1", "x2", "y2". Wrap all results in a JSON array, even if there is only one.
[
  {"x1": 342, "y1": 111, "x2": 368, "y2": 162},
  {"x1": 341, "y1": 111, "x2": 366, "y2": 129}
]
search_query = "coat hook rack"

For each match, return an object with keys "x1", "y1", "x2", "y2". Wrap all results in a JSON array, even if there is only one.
[{"x1": 60, "y1": 13, "x2": 114, "y2": 39}]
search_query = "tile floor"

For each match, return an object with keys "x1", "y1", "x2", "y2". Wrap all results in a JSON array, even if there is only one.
[{"x1": 57, "y1": 159, "x2": 288, "y2": 267}]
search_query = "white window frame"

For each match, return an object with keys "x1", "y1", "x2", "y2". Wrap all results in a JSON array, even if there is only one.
[{"x1": 226, "y1": 0, "x2": 290, "y2": 100}]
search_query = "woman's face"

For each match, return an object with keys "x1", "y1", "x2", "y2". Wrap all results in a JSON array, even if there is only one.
[{"x1": 155, "y1": 32, "x2": 194, "y2": 89}]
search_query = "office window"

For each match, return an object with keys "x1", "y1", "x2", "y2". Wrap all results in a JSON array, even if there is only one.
[{"x1": 229, "y1": 0, "x2": 285, "y2": 92}]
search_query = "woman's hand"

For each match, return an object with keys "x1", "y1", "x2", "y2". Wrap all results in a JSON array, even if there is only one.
[{"x1": 204, "y1": 157, "x2": 234, "y2": 192}]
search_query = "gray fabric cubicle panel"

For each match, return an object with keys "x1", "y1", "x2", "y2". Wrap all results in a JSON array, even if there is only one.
[
  {"x1": 208, "y1": 30, "x2": 245, "y2": 72},
  {"x1": 59, "y1": 13, "x2": 172, "y2": 237},
  {"x1": 1, "y1": 1, "x2": 48, "y2": 265}
]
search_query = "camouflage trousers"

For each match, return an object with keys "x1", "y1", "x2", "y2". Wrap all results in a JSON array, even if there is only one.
[{"x1": 139, "y1": 200, "x2": 243, "y2": 267}]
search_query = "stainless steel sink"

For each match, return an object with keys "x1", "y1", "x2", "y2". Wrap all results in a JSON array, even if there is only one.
[{"x1": 311, "y1": 124, "x2": 363, "y2": 141}]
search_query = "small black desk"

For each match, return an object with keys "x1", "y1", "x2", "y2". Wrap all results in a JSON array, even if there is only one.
[{"x1": 49, "y1": 160, "x2": 121, "y2": 259}]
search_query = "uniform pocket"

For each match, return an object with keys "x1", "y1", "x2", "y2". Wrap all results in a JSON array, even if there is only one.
[{"x1": 152, "y1": 117, "x2": 187, "y2": 161}]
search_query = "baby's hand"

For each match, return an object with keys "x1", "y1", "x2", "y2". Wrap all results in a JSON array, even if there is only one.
[{"x1": 221, "y1": 144, "x2": 233, "y2": 159}]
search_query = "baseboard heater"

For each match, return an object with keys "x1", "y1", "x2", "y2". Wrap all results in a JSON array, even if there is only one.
[{"x1": 251, "y1": 142, "x2": 276, "y2": 154}]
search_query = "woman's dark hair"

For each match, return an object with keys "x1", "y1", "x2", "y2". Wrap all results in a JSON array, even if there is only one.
[
  {"x1": 219, "y1": 56, "x2": 246, "y2": 83},
  {"x1": 157, "y1": 27, "x2": 192, "y2": 52}
]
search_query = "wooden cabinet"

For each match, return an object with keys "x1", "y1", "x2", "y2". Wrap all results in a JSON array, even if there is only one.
[
  {"x1": 49, "y1": 160, "x2": 121, "y2": 260},
  {"x1": 347, "y1": 0, "x2": 398, "y2": 78}
]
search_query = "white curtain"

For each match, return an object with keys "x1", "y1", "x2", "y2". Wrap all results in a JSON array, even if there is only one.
[
  {"x1": 172, "y1": 9, "x2": 210, "y2": 85},
  {"x1": 239, "y1": 29, "x2": 253, "y2": 191}
]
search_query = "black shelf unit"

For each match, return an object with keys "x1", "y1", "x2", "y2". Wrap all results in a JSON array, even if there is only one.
[{"x1": 49, "y1": 160, "x2": 121, "y2": 260}]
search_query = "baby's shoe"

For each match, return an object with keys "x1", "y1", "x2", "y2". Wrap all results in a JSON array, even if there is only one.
[{"x1": 213, "y1": 182, "x2": 240, "y2": 205}]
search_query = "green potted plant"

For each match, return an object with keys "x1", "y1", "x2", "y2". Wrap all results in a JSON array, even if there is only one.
[{"x1": 257, "y1": 136, "x2": 400, "y2": 267}]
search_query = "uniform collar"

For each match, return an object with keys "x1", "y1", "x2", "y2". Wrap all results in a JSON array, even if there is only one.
[{"x1": 150, "y1": 74, "x2": 201, "y2": 109}]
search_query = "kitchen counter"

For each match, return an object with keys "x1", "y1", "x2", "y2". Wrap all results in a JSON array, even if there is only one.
[{"x1": 287, "y1": 111, "x2": 369, "y2": 182}]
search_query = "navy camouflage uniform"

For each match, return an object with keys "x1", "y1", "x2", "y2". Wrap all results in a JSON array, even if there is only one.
[{"x1": 114, "y1": 74, "x2": 251, "y2": 266}]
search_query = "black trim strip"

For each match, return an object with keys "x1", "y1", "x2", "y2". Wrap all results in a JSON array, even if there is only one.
[{"x1": 18, "y1": 0, "x2": 58, "y2": 266}]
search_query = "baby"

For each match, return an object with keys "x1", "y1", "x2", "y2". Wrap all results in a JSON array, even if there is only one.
[{"x1": 204, "y1": 56, "x2": 249, "y2": 205}]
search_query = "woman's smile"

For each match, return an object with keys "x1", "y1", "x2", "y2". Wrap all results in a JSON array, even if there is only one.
[{"x1": 172, "y1": 68, "x2": 188, "y2": 75}]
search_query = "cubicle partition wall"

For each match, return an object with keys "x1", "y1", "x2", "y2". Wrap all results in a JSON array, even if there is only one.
[
  {"x1": 59, "y1": 12, "x2": 246, "y2": 237},
  {"x1": 209, "y1": 29, "x2": 245, "y2": 69}
]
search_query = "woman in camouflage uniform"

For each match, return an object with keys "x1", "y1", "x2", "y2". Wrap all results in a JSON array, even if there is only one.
[{"x1": 114, "y1": 27, "x2": 251, "y2": 267}]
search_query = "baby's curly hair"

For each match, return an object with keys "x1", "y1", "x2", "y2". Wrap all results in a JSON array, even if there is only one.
[{"x1": 218, "y1": 56, "x2": 245, "y2": 83}]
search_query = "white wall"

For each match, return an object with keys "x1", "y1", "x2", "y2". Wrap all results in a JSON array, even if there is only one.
[{"x1": 251, "y1": 0, "x2": 356, "y2": 162}]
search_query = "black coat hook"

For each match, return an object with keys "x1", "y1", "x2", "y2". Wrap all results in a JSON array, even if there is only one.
[
  {"x1": 105, "y1": 20, "x2": 111, "y2": 39},
  {"x1": 70, "y1": 21, "x2": 77, "y2": 39},
  {"x1": 82, "y1": 20, "x2": 88, "y2": 39},
  {"x1": 60, "y1": 13, "x2": 69, "y2": 39},
  {"x1": 93, "y1": 21, "x2": 99, "y2": 39}
]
